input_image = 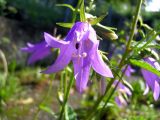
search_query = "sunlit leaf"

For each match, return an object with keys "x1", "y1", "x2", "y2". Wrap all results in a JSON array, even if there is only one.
[
  {"x1": 90, "y1": 14, "x2": 107, "y2": 25},
  {"x1": 56, "y1": 23, "x2": 73, "y2": 28},
  {"x1": 65, "y1": 104, "x2": 77, "y2": 120},
  {"x1": 39, "y1": 104, "x2": 56, "y2": 117},
  {"x1": 129, "y1": 59, "x2": 160, "y2": 76}
]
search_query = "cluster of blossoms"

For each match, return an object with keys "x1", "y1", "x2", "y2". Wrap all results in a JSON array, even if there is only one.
[
  {"x1": 124, "y1": 58, "x2": 160, "y2": 101},
  {"x1": 114, "y1": 80, "x2": 132, "y2": 107},
  {"x1": 22, "y1": 22, "x2": 113, "y2": 92},
  {"x1": 22, "y1": 21, "x2": 160, "y2": 108},
  {"x1": 115, "y1": 58, "x2": 160, "y2": 106}
]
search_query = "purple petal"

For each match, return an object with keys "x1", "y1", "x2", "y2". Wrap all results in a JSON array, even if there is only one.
[
  {"x1": 27, "y1": 46, "x2": 51, "y2": 64},
  {"x1": 65, "y1": 22, "x2": 89, "y2": 42},
  {"x1": 124, "y1": 65, "x2": 135, "y2": 77},
  {"x1": 143, "y1": 83, "x2": 149, "y2": 95},
  {"x1": 21, "y1": 41, "x2": 52, "y2": 64},
  {"x1": 153, "y1": 80, "x2": 160, "y2": 101},
  {"x1": 115, "y1": 95, "x2": 127, "y2": 107},
  {"x1": 44, "y1": 32, "x2": 68, "y2": 48},
  {"x1": 141, "y1": 69, "x2": 157, "y2": 91},
  {"x1": 91, "y1": 43, "x2": 113, "y2": 78},
  {"x1": 72, "y1": 57, "x2": 91, "y2": 93},
  {"x1": 43, "y1": 43, "x2": 75, "y2": 73},
  {"x1": 115, "y1": 96, "x2": 122, "y2": 107}
]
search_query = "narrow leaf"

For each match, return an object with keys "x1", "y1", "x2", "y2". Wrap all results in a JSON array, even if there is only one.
[
  {"x1": 39, "y1": 105, "x2": 56, "y2": 116},
  {"x1": 56, "y1": 4, "x2": 75, "y2": 11},
  {"x1": 56, "y1": 23, "x2": 73, "y2": 28},
  {"x1": 90, "y1": 14, "x2": 107, "y2": 25},
  {"x1": 129, "y1": 59, "x2": 160, "y2": 76}
]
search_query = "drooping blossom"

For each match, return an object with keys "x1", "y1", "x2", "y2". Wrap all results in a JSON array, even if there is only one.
[
  {"x1": 43, "y1": 22, "x2": 113, "y2": 92},
  {"x1": 21, "y1": 41, "x2": 52, "y2": 64},
  {"x1": 123, "y1": 65, "x2": 135, "y2": 77},
  {"x1": 141, "y1": 57, "x2": 160, "y2": 101},
  {"x1": 113, "y1": 80, "x2": 132, "y2": 107}
]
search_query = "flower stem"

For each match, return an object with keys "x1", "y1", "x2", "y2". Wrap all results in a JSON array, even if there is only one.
[
  {"x1": 86, "y1": 0, "x2": 143, "y2": 119},
  {"x1": 119, "y1": 0, "x2": 143, "y2": 67},
  {"x1": 58, "y1": 72, "x2": 74, "y2": 120},
  {"x1": 33, "y1": 74, "x2": 55, "y2": 120},
  {"x1": 0, "y1": 49, "x2": 8, "y2": 80}
]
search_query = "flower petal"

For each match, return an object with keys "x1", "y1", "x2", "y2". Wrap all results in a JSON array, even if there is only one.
[
  {"x1": 153, "y1": 80, "x2": 160, "y2": 101},
  {"x1": 42, "y1": 43, "x2": 75, "y2": 73},
  {"x1": 143, "y1": 83, "x2": 149, "y2": 95},
  {"x1": 72, "y1": 57, "x2": 91, "y2": 93},
  {"x1": 91, "y1": 45, "x2": 113, "y2": 78},
  {"x1": 44, "y1": 32, "x2": 68, "y2": 48},
  {"x1": 28, "y1": 46, "x2": 51, "y2": 64}
]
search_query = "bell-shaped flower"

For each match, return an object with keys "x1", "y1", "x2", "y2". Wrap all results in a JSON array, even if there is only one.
[
  {"x1": 141, "y1": 57, "x2": 160, "y2": 101},
  {"x1": 113, "y1": 80, "x2": 132, "y2": 107},
  {"x1": 123, "y1": 65, "x2": 135, "y2": 77},
  {"x1": 43, "y1": 22, "x2": 113, "y2": 92},
  {"x1": 21, "y1": 41, "x2": 52, "y2": 64}
]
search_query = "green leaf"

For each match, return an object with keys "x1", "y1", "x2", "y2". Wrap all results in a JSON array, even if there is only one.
[
  {"x1": 39, "y1": 104, "x2": 56, "y2": 117},
  {"x1": 65, "y1": 104, "x2": 77, "y2": 120},
  {"x1": 56, "y1": 4, "x2": 75, "y2": 11},
  {"x1": 79, "y1": 0, "x2": 86, "y2": 22},
  {"x1": 90, "y1": 14, "x2": 107, "y2": 25},
  {"x1": 56, "y1": 23, "x2": 73, "y2": 28},
  {"x1": 95, "y1": 23, "x2": 117, "y2": 33},
  {"x1": 129, "y1": 59, "x2": 160, "y2": 76}
]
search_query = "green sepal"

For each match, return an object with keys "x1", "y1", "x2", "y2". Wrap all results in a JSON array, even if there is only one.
[
  {"x1": 89, "y1": 14, "x2": 107, "y2": 25},
  {"x1": 56, "y1": 23, "x2": 74, "y2": 28}
]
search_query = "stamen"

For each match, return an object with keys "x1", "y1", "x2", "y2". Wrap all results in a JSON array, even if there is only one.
[
  {"x1": 72, "y1": 52, "x2": 87, "y2": 58},
  {"x1": 82, "y1": 52, "x2": 87, "y2": 58}
]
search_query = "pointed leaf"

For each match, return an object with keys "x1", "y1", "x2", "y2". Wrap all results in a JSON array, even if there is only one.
[
  {"x1": 56, "y1": 4, "x2": 75, "y2": 11},
  {"x1": 90, "y1": 14, "x2": 107, "y2": 25},
  {"x1": 56, "y1": 23, "x2": 73, "y2": 28},
  {"x1": 39, "y1": 105, "x2": 56, "y2": 117},
  {"x1": 65, "y1": 104, "x2": 77, "y2": 120},
  {"x1": 129, "y1": 59, "x2": 160, "y2": 76}
]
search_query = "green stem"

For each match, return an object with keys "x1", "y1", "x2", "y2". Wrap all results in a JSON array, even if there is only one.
[
  {"x1": 99, "y1": 65, "x2": 128, "y2": 116},
  {"x1": 126, "y1": 0, "x2": 143, "y2": 51},
  {"x1": 0, "y1": 49, "x2": 8, "y2": 80},
  {"x1": 119, "y1": 0, "x2": 143, "y2": 68},
  {"x1": 72, "y1": 0, "x2": 81, "y2": 22},
  {"x1": 33, "y1": 75, "x2": 55, "y2": 120},
  {"x1": 59, "y1": 73, "x2": 74, "y2": 120},
  {"x1": 86, "y1": 0, "x2": 143, "y2": 119}
]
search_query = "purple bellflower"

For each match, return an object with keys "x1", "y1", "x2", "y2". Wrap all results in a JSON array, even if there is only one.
[
  {"x1": 21, "y1": 41, "x2": 52, "y2": 64},
  {"x1": 124, "y1": 65, "x2": 135, "y2": 77},
  {"x1": 114, "y1": 80, "x2": 132, "y2": 107},
  {"x1": 43, "y1": 22, "x2": 113, "y2": 92},
  {"x1": 141, "y1": 57, "x2": 160, "y2": 101}
]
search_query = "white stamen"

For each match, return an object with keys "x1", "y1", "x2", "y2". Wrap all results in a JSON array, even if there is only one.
[
  {"x1": 82, "y1": 52, "x2": 87, "y2": 58},
  {"x1": 72, "y1": 52, "x2": 87, "y2": 58}
]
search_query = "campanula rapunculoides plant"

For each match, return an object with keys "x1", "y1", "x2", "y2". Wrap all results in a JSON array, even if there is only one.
[{"x1": 21, "y1": 0, "x2": 160, "y2": 119}]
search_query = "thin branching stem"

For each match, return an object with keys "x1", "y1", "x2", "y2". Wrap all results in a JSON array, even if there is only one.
[{"x1": 86, "y1": 0, "x2": 143, "y2": 119}]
